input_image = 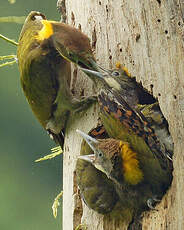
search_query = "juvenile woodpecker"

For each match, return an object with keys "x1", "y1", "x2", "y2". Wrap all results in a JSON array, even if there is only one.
[
  {"x1": 76, "y1": 125, "x2": 119, "y2": 214},
  {"x1": 76, "y1": 126, "x2": 140, "y2": 222},
  {"x1": 81, "y1": 65, "x2": 173, "y2": 160},
  {"x1": 77, "y1": 128, "x2": 172, "y2": 219}
]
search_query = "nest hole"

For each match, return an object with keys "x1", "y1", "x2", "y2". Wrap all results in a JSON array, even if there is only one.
[{"x1": 136, "y1": 81, "x2": 156, "y2": 105}]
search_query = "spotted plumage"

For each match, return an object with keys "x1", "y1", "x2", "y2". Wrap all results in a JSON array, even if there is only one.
[{"x1": 98, "y1": 90, "x2": 171, "y2": 170}]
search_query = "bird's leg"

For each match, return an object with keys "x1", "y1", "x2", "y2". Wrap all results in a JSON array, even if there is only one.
[
  {"x1": 46, "y1": 93, "x2": 96, "y2": 134},
  {"x1": 72, "y1": 95, "x2": 97, "y2": 112},
  {"x1": 147, "y1": 196, "x2": 161, "y2": 210}
]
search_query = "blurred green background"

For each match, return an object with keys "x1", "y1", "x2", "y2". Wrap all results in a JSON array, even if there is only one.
[{"x1": 0, "y1": 1, "x2": 62, "y2": 230}]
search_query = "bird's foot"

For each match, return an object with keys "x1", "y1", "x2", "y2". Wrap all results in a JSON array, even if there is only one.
[
  {"x1": 47, "y1": 130, "x2": 54, "y2": 140},
  {"x1": 74, "y1": 95, "x2": 97, "y2": 112},
  {"x1": 147, "y1": 196, "x2": 160, "y2": 210},
  {"x1": 47, "y1": 129, "x2": 64, "y2": 147},
  {"x1": 46, "y1": 118, "x2": 62, "y2": 135}
]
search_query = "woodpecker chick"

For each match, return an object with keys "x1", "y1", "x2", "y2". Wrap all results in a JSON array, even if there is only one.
[{"x1": 77, "y1": 129, "x2": 172, "y2": 216}]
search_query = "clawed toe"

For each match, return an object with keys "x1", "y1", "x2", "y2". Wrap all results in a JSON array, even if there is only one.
[
  {"x1": 147, "y1": 197, "x2": 160, "y2": 210},
  {"x1": 74, "y1": 96, "x2": 97, "y2": 112}
]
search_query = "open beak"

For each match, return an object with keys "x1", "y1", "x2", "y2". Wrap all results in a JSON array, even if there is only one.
[
  {"x1": 78, "y1": 154, "x2": 95, "y2": 163},
  {"x1": 77, "y1": 129, "x2": 99, "y2": 163},
  {"x1": 76, "y1": 129, "x2": 99, "y2": 153}
]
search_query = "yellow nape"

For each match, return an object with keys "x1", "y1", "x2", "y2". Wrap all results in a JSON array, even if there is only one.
[
  {"x1": 122, "y1": 66, "x2": 131, "y2": 77},
  {"x1": 119, "y1": 141, "x2": 143, "y2": 185},
  {"x1": 36, "y1": 20, "x2": 54, "y2": 41},
  {"x1": 115, "y1": 61, "x2": 121, "y2": 69},
  {"x1": 115, "y1": 62, "x2": 131, "y2": 77}
]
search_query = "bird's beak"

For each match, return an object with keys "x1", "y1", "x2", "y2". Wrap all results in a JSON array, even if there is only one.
[
  {"x1": 80, "y1": 68, "x2": 105, "y2": 80},
  {"x1": 80, "y1": 67, "x2": 121, "y2": 91},
  {"x1": 88, "y1": 58, "x2": 101, "y2": 71},
  {"x1": 94, "y1": 63, "x2": 111, "y2": 74},
  {"x1": 78, "y1": 154, "x2": 96, "y2": 163},
  {"x1": 76, "y1": 129, "x2": 99, "y2": 154}
]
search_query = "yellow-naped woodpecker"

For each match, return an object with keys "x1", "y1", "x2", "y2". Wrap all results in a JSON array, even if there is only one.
[
  {"x1": 81, "y1": 65, "x2": 173, "y2": 160},
  {"x1": 17, "y1": 11, "x2": 97, "y2": 146},
  {"x1": 77, "y1": 128, "x2": 172, "y2": 220},
  {"x1": 76, "y1": 125, "x2": 119, "y2": 214},
  {"x1": 76, "y1": 126, "x2": 139, "y2": 223}
]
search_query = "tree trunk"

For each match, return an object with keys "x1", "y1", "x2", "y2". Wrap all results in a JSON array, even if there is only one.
[{"x1": 62, "y1": 0, "x2": 184, "y2": 229}]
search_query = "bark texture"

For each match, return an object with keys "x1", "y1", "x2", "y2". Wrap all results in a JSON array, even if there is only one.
[{"x1": 62, "y1": 0, "x2": 184, "y2": 229}]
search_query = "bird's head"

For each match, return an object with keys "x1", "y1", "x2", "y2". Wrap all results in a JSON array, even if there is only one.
[
  {"x1": 18, "y1": 11, "x2": 47, "y2": 43},
  {"x1": 76, "y1": 129, "x2": 119, "y2": 177},
  {"x1": 80, "y1": 62, "x2": 134, "y2": 91},
  {"x1": 77, "y1": 129, "x2": 143, "y2": 185}
]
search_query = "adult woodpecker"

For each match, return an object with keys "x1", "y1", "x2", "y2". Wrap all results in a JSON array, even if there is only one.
[{"x1": 17, "y1": 11, "x2": 97, "y2": 146}]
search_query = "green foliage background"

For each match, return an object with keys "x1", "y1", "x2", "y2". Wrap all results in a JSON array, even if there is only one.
[{"x1": 0, "y1": 1, "x2": 62, "y2": 229}]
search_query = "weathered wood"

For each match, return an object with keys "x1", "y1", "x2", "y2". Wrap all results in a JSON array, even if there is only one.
[{"x1": 63, "y1": 0, "x2": 184, "y2": 229}]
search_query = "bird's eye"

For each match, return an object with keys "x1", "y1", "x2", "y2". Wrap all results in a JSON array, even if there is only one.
[
  {"x1": 31, "y1": 13, "x2": 46, "y2": 21},
  {"x1": 31, "y1": 15, "x2": 36, "y2": 21},
  {"x1": 112, "y1": 71, "x2": 120, "y2": 76},
  {"x1": 98, "y1": 152, "x2": 103, "y2": 158}
]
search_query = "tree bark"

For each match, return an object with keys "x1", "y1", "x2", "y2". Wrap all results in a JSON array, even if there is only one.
[{"x1": 62, "y1": 0, "x2": 184, "y2": 229}]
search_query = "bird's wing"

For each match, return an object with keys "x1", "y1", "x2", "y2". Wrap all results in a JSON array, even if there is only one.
[{"x1": 98, "y1": 89, "x2": 171, "y2": 170}]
